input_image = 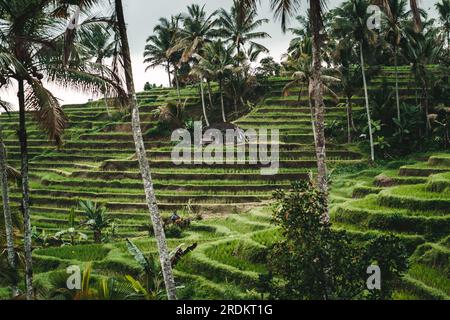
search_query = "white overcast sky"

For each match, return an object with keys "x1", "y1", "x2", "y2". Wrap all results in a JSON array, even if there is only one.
[{"x1": 0, "y1": 0, "x2": 439, "y2": 108}]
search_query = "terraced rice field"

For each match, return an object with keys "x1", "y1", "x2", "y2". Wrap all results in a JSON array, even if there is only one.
[
  {"x1": 0, "y1": 78, "x2": 363, "y2": 238},
  {"x1": 332, "y1": 153, "x2": 450, "y2": 300},
  {"x1": 1, "y1": 68, "x2": 448, "y2": 299}
]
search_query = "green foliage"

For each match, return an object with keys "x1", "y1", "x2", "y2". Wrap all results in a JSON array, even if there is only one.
[
  {"x1": 125, "y1": 239, "x2": 166, "y2": 300},
  {"x1": 267, "y1": 181, "x2": 408, "y2": 300},
  {"x1": 79, "y1": 200, "x2": 113, "y2": 244}
]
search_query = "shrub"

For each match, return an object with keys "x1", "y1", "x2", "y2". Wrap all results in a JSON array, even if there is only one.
[{"x1": 266, "y1": 181, "x2": 408, "y2": 300}]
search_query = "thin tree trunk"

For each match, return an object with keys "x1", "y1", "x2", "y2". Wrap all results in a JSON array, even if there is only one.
[
  {"x1": 174, "y1": 66, "x2": 181, "y2": 104},
  {"x1": 346, "y1": 97, "x2": 352, "y2": 144},
  {"x1": 422, "y1": 83, "x2": 431, "y2": 132},
  {"x1": 297, "y1": 84, "x2": 303, "y2": 107},
  {"x1": 360, "y1": 42, "x2": 375, "y2": 162},
  {"x1": 394, "y1": 47, "x2": 401, "y2": 121},
  {"x1": 200, "y1": 79, "x2": 210, "y2": 126},
  {"x1": 219, "y1": 80, "x2": 226, "y2": 123},
  {"x1": 207, "y1": 80, "x2": 214, "y2": 108},
  {"x1": 115, "y1": 0, "x2": 177, "y2": 301},
  {"x1": 310, "y1": 0, "x2": 329, "y2": 221},
  {"x1": 94, "y1": 230, "x2": 101, "y2": 244},
  {"x1": 167, "y1": 62, "x2": 172, "y2": 87},
  {"x1": 99, "y1": 60, "x2": 112, "y2": 117},
  {"x1": 18, "y1": 79, "x2": 34, "y2": 300},
  {"x1": 232, "y1": 84, "x2": 238, "y2": 114},
  {"x1": 309, "y1": 87, "x2": 317, "y2": 146},
  {"x1": 0, "y1": 124, "x2": 18, "y2": 297}
]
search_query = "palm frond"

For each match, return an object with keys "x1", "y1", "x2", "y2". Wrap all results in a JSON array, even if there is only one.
[{"x1": 26, "y1": 79, "x2": 67, "y2": 146}]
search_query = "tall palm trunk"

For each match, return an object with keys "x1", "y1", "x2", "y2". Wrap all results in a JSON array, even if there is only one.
[
  {"x1": 167, "y1": 62, "x2": 172, "y2": 87},
  {"x1": 346, "y1": 96, "x2": 353, "y2": 144},
  {"x1": 207, "y1": 80, "x2": 214, "y2": 108},
  {"x1": 98, "y1": 58, "x2": 112, "y2": 117},
  {"x1": 219, "y1": 80, "x2": 227, "y2": 122},
  {"x1": 115, "y1": 0, "x2": 177, "y2": 300},
  {"x1": 394, "y1": 46, "x2": 401, "y2": 121},
  {"x1": 360, "y1": 42, "x2": 375, "y2": 162},
  {"x1": 18, "y1": 79, "x2": 34, "y2": 300},
  {"x1": 297, "y1": 84, "x2": 303, "y2": 107},
  {"x1": 200, "y1": 79, "x2": 210, "y2": 126},
  {"x1": 309, "y1": 0, "x2": 329, "y2": 220},
  {"x1": 308, "y1": 86, "x2": 317, "y2": 145},
  {"x1": 174, "y1": 66, "x2": 181, "y2": 104},
  {"x1": 0, "y1": 124, "x2": 18, "y2": 297}
]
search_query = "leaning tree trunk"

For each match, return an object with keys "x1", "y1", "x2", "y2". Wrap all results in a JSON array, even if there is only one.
[
  {"x1": 115, "y1": 0, "x2": 177, "y2": 300},
  {"x1": 200, "y1": 79, "x2": 210, "y2": 126},
  {"x1": 360, "y1": 42, "x2": 375, "y2": 162},
  {"x1": 219, "y1": 80, "x2": 227, "y2": 123},
  {"x1": 18, "y1": 79, "x2": 34, "y2": 300},
  {"x1": 310, "y1": 0, "x2": 329, "y2": 221},
  {"x1": 0, "y1": 124, "x2": 18, "y2": 297},
  {"x1": 394, "y1": 46, "x2": 401, "y2": 121}
]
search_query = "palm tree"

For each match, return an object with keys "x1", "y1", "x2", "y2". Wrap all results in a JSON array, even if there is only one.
[
  {"x1": 79, "y1": 200, "x2": 112, "y2": 243},
  {"x1": 170, "y1": 5, "x2": 220, "y2": 124},
  {"x1": 332, "y1": 0, "x2": 376, "y2": 161},
  {"x1": 331, "y1": 41, "x2": 363, "y2": 143},
  {"x1": 238, "y1": 0, "x2": 330, "y2": 218},
  {"x1": 193, "y1": 40, "x2": 237, "y2": 123},
  {"x1": 283, "y1": 45, "x2": 340, "y2": 145},
  {"x1": 287, "y1": 13, "x2": 312, "y2": 59},
  {"x1": 144, "y1": 16, "x2": 182, "y2": 94},
  {"x1": 436, "y1": 0, "x2": 450, "y2": 59},
  {"x1": 403, "y1": 23, "x2": 443, "y2": 131},
  {"x1": 0, "y1": 0, "x2": 72, "y2": 299},
  {"x1": 114, "y1": 0, "x2": 177, "y2": 301},
  {"x1": 174, "y1": 4, "x2": 220, "y2": 63},
  {"x1": 382, "y1": 0, "x2": 409, "y2": 121},
  {"x1": 373, "y1": 0, "x2": 422, "y2": 32},
  {"x1": 219, "y1": 0, "x2": 270, "y2": 58},
  {"x1": 79, "y1": 24, "x2": 116, "y2": 115}
]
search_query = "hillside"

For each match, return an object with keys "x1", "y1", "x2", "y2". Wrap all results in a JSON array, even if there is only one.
[{"x1": 0, "y1": 68, "x2": 448, "y2": 300}]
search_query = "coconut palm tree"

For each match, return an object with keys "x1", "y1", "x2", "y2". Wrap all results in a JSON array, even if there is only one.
[
  {"x1": 332, "y1": 0, "x2": 377, "y2": 161},
  {"x1": 192, "y1": 40, "x2": 237, "y2": 123},
  {"x1": 403, "y1": 23, "x2": 443, "y2": 131},
  {"x1": 373, "y1": 0, "x2": 422, "y2": 32},
  {"x1": 174, "y1": 4, "x2": 220, "y2": 64},
  {"x1": 218, "y1": 0, "x2": 270, "y2": 58},
  {"x1": 330, "y1": 41, "x2": 363, "y2": 143},
  {"x1": 144, "y1": 16, "x2": 182, "y2": 92},
  {"x1": 157, "y1": 16, "x2": 184, "y2": 102},
  {"x1": 283, "y1": 42, "x2": 340, "y2": 145},
  {"x1": 436, "y1": 0, "x2": 450, "y2": 58},
  {"x1": 382, "y1": 0, "x2": 409, "y2": 121},
  {"x1": 79, "y1": 24, "x2": 116, "y2": 115},
  {"x1": 114, "y1": 0, "x2": 177, "y2": 300},
  {"x1": 287, "y1": 13, "x2": 312, "y2": 59},
  {"x1": 169, "y1": 4, "x2": 221, "y2": 124},
  {"x1": 0, "y1": 0, "x2": 71, "y2": 299},
  {"x1": 238, "y1": 0, "x2": 330, "y2": 216}
]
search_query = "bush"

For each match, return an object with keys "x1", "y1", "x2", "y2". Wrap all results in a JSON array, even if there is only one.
[{"x1": 266, "y1": 181, "x2": 408, "y2": 300}]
